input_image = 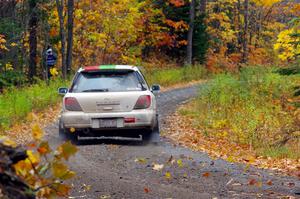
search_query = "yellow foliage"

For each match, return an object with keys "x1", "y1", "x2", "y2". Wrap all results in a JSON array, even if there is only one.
[
  {"x1": 32, "y1": 124, "x2": 44, "y2": 140},
  {"x1": 0, "y1": 34, "x2": 8, "y2": 51},
  {"x1": 50, "y1": 67, "x2": 59, "y2": 77},
  {"x1": 274, "y1": 28, "x2": 300, "y2": 61},
  {"x1": 5, "y1": 62, "x2": 13, "y2": 71},
  {"x1": 252, "y1": 0, "x2": 281, "y2": 7}
]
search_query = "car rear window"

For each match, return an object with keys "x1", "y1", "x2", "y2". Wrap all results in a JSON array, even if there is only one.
[{"x1": 71, "y1": 70, "x2": 146, "y2": 93}]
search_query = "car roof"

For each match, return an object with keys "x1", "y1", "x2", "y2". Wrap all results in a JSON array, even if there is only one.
[{"x1": 78, "y1": 65, "x2": 139, "y2": 72}]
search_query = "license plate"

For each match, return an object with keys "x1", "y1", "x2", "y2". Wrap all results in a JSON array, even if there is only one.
[{"x1": 99, "y1": 119, "x2": 117, "y2": 128}]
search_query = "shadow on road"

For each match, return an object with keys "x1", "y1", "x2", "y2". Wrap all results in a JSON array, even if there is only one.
[{"x1": 76, "y1": 136, "x2": 145, "y2": 146}]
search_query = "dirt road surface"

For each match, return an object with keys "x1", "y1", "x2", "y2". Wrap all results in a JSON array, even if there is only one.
[{"x1": 45, "y1": 85, "x2": 300, "y2": 199}]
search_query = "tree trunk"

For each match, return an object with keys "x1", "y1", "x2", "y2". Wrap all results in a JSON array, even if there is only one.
[
  {"x1": 241, "y1": 0, "x2": 249, "y2": 64},
  {"x1": 186, "y1": 0, "x2": 195, "y2": 65},
  {"x1": 66, "y1": 0, "x2": 74, "y2": 74},
  {"x1": 0, "y1": 0, "x2": 16, "y2": 18},
  {"x1": 28, "y1": 0, "x2": 38, "y2": 81},
  {"x1": 56, "y1": 0, "x2": 67, "y2": 79},
  {"x1": 199, "y1": 0, "x2": 207, "y2": 14},
  {"x1": 237, "y1": 0, "x2": 243, "y2": 49}
]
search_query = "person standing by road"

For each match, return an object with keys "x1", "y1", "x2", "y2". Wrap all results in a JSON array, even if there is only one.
[{"x1": 45, "y1": 46, "x2": 57, "y2": 79}]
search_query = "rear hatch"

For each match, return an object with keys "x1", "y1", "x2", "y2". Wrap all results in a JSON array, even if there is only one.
[
  {"x1": 68, "y1": 68, "x2": 148, "y2": 113},
  {"x1": 68, "y1": 92, "x2": 147, "y2": 113}
]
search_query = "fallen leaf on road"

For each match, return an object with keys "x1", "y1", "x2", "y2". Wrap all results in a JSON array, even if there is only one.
[
  {"x1": 232, "y1": 183, "x2": 242, "y2": 186},
  {"x1": 177, "y1": 159, "x2": 183, "y2": 168},
  {"x1": 167, "y1": 155, "x2": 175, "y2": 165},
  {"x1": 135, "y1": 158, "x2": 147, "y2": 164},
  {"x1": 144, "y1": 187, "x2": 149, "y2": 193},
  {"x1": 165, "y1": 172, "x2": 171, "y2": 179},
  {"x1": 100, "y1": 195, "x2": 111, "y2": 199},
  {"x1": 153, "y1": 164, "x2": 164, "y2": 171},
  {"x1": 248, "y1": 179, "x2": 257, "y2": 186},
  {"x1": 202, "y1": 172, "x2": 210, "y2": 178},
  {"x1": 266, "y1": 180, "x2": 273, "y2": 186},
  {"x1": 226, "y1": 178, "x2": 234, "y2": 186}
]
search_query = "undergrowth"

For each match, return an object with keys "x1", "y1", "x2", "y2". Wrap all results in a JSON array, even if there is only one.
[
  {"x1": 180, "y1": 66, "x2": 300, "y2": 159},
  {"x1": 144, "y1": 65, "x2": 208, "y2": 87}
]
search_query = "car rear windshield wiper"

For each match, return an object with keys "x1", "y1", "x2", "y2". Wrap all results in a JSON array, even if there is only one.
[{"x1": 82, "y1": 89, "x2": 109, "y2": 92}]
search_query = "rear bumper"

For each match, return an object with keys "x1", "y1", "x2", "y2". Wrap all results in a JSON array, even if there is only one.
[{"x1": 60, "y1": 109, "x2": 156, "y2": 130}]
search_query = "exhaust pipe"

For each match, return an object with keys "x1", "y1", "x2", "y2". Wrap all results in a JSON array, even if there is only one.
[{"x1": 83, "y1": 128, "x2": 90, "y2": 135}]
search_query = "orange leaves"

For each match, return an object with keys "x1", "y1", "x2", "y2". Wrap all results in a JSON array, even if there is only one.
[
  {"x1": 37, "y1": 141, "x2": 51, "y2": 155},
  {"x1": 144, "y1": 187, "x2": 150, "y2": 193},
  {"x1": 49, "y1": 27, "x2": 58, "y2": 37},
  {"x1": 169, "y1": 0, "x2": 185, "y2": 7},
  {"x1": 248, "y1": 179, "x2": 257, "y2": 186},
  {"x1": 202, "y1": 172, "x2": 211, "y2": 178},
  {"x1": 165, "y1": 19, "x2": 188, "y2": 31}
]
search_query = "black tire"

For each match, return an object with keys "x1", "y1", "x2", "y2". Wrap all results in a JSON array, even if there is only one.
[{"x1": 143, "y1": 118, "x2": 160, "y2": 143}]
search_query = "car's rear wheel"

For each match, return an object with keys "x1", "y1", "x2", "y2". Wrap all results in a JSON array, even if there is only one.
[{"x1": 143, "y1": 118, "x2": 160, "y2": 143}]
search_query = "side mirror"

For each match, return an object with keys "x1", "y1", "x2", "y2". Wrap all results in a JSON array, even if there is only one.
[
  {"x1": 151, "y1": 84, "x2": 160, "y2": 92},
  {"x1": 58, "y1": 87, "x2": 68, "y2": 95}
]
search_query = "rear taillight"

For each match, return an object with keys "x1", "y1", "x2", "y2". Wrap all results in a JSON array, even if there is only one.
[
  {"x1": 134, "y1": 95, "x2": 151, "y2": 109},
  {"x1": 64, "y1": 97, "x2": 82, "y2": 111}
]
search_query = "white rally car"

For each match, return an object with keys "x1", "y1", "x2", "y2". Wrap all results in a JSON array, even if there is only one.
[{"x1": 58, "y1": 65, "x2": 160, "y2": 142}]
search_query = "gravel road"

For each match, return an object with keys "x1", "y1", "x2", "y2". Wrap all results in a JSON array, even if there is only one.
[{"x1": 45, "y1": 85, "x2": 300, "y2": 199}]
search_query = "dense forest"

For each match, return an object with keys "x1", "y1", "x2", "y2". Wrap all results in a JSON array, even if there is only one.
[{"x1": 0, "y1": 0, "x2": 299, "y2": 86}]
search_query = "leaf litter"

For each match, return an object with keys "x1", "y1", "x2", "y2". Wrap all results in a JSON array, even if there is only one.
[{"x1": 163, "y1": 110, "x2": 300, "y2": 177}]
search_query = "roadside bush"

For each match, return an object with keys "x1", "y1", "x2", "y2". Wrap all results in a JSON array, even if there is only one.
[
  {"x1": 183, "y1": 66, "x2": 300, "y2": 158},
  {"x1": 0, "y1": 71, "x2": 27, "y2": 89}
]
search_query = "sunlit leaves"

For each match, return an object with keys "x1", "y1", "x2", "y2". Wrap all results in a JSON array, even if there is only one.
[
  {"x1": 57, "y1": 141, "x2": 78, "y2": 161},
  {"x1": 274, "y1": 24, "x2": 300, "y2": 61},
  {"x1": 252, "y1": 0, "x2": 281, "y2": 7}
]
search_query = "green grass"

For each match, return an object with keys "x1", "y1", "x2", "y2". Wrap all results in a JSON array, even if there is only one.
[
  {"x1": 0, "y1": 78, "x2": 69, "y2": 130},
  {"x1": 181, "y1": 66, "x2": 300, "y2": 159},
  {"x1": 144, "y1": 65, "x2": 209, "y2": 87},
  {"x1": 0, "y1": 66, "x2": 208, "y2": 131}
]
